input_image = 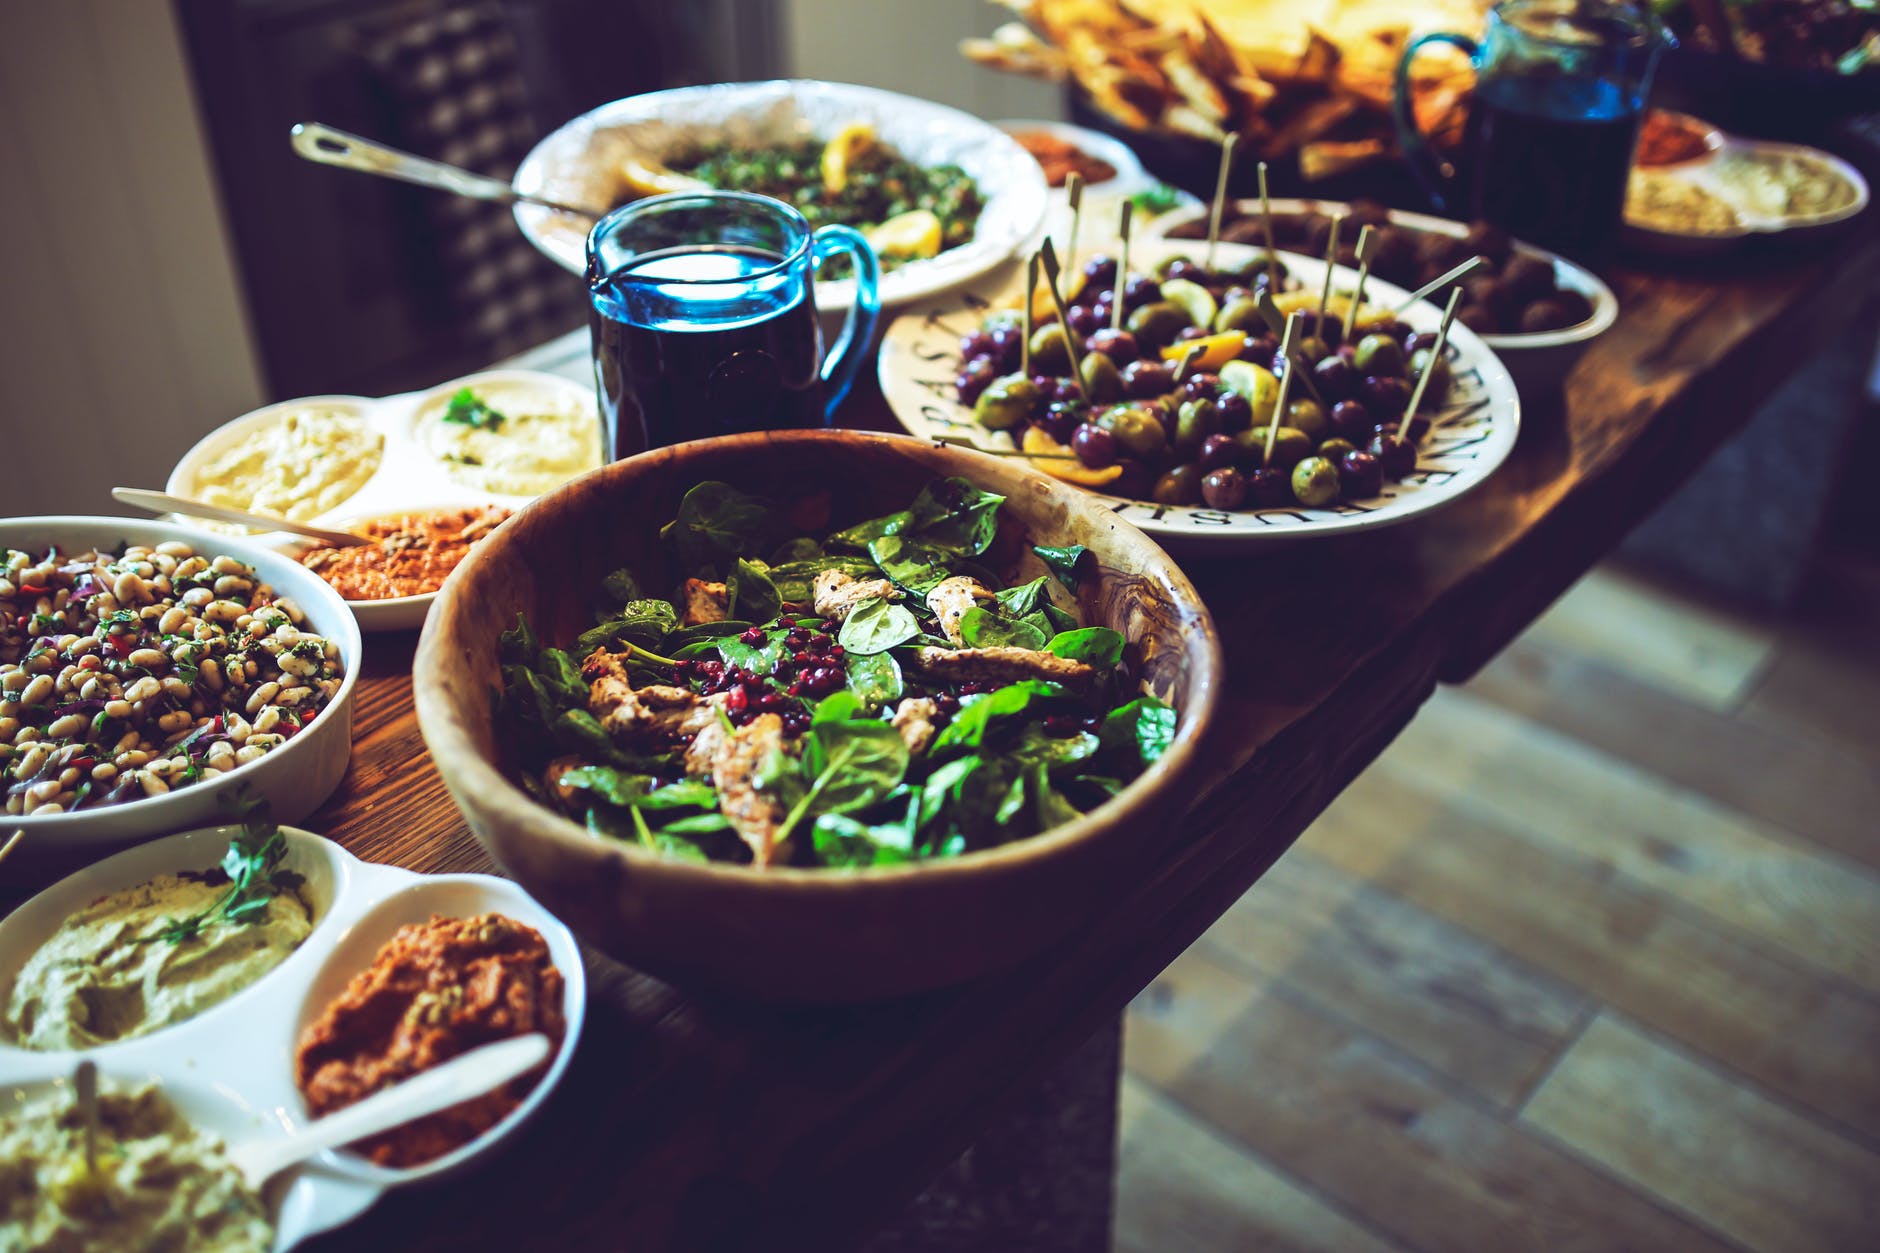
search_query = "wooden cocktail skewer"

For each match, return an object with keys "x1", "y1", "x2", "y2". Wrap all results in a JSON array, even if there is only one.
[
  {"x1": 1400, "y1": 287, "x2": 1464, "y2": 446},
  {"x1": 1263, "y1": 313, "x2": 1302, "y2": 468},
  {"x1": 1064, "y1": 172, "x2": 1085, "y2": 287},
  {"x1": 1172, "y1": 341, "x2": 1208, "y2": 386},
  {"x1": 1111, "y1": 200, "x2": 1134, "y2": 332},
  {"x1": 1204, "y1": 132, "x2": 1238, "y2": 274},
  {"x1": 1254, "y1": 291, "x2": 1327, "y2": 405},
  {"x1": 1343, "y1": 224, "x2": 1377, "y2": 345},
  {"x1": 1039, "y1": 239, "x2": 1087, "y2": 402},
  {"x1": 1021, "y1": 252, "x2": 1038, "y2": 379},
  {"x1": 1316, "y1": 214, "x2": 1345, "y2": 334},
  {"x1": 933, "y1": 434, "x2": 1078, "y2": 460},
  {"x1": 1393, "y1": 256, "x2": 1483, "y2": 316},
  {"x1": 1257, "y1": 161, "x2": 1278, "y2": 292}
]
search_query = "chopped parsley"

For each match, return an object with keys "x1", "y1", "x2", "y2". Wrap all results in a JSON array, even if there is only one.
[{"x1": 443, "y1": 387, "x2": 506, "y2": 432}]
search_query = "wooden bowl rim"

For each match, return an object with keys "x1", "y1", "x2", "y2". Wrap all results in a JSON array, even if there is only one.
[{"x1": 414, "y1": 429, "x2": 1223, "y2": 887}]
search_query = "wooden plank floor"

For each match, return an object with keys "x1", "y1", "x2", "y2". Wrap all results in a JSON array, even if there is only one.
[{"x1": 1119, "y1": 552, "x2": 1880, "y2": 1253}]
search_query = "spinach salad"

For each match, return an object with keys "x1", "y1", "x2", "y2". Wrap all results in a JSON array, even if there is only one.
[{"x1": 496, "y1": 478, "x2": 1177, "y2": 869}]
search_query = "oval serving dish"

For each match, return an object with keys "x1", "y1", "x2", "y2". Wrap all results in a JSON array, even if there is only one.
[{"x1": 0, "y1": 824, "x2": 587, "y2": 1251}]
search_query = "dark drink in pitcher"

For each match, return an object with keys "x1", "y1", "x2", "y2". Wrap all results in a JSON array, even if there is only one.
[
  {"x1": 590, "y1": 244, "x2": 824, "y2": 457},
  {"x1": 585, "y1": 191, "x2": 881, "y2": 459},
  {"x1": 1465, "y1": 75, "x2": 1643, "y2": 253}
]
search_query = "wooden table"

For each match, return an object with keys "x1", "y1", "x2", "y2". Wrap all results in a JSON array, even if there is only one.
[{"x1": 12, "y1": 227, "x2": 1878, "y2": 1250}]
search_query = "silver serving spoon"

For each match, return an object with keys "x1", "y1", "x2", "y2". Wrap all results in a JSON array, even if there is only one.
[
  {"x1": 226, "y1": 1033, "x2": 552, "y2": 1190},
  {"x1": 289, "y1": 123, "x2": 606, "y2": 219},
  {"x1": 112, "y1": 488, "x2": 372, "y2": 548}
]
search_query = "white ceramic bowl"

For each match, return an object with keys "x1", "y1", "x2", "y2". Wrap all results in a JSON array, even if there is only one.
[
  {"x1": 1143, "y1": 199, "x2": 1620, "y2": 391},
  {"x1": 0, "y1": 517, "x2": 361, "y2": 851},
  {"x1": 991, "y1": 118, "x2": 1150, "y2": 198},
  {"x1": 511, "y1": 79, "x2": 1051, "y2": 309},
  {"x1": 0, "y1": 824, "x2": 586, "y2": 1249}
]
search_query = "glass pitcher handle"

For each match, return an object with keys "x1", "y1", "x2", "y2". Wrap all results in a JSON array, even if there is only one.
[
  {"x1": 1393, "y1": 33, "x2": 1478, "y2": 215},
  {"x1": 810, "y1": 225, "x2": 882, "y2": 421}
]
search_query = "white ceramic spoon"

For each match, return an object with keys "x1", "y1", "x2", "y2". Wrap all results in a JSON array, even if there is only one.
[{"x1": 227, "y1": 1033, "x2": 552, "y2": 1189}]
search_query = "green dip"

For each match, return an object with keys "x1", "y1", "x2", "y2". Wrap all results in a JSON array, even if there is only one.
[
  {"x1": 0, "y1": 1082, "x2": 272, "y2": 1253},
  {"x1": 1, "y1": 871, "x2": 312, "y2": 1051}
]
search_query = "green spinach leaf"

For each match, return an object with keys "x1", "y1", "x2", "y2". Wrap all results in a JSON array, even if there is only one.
[
  {"x1": 1046, "y1": 627, "x2": 1126, "y2": 668},
  {"x1": 994, "y1": 576, "x2": 1050, "y2": 618},
  {"x1": 868, "y1": 534, "x2": 952, "y2": 595},
  {"x1": 906, "y1": 477, "x2": 1004, "y2": 556},
  {"x1": 599, "y1": 567, "x2": 643, "y2": 605},
  {"x1": 660, "y1": 481, "x2": 786, "y2": 577},
  {"x1": 726, "y1": 558, "x2": 781, "y2": 624},
  {"x1": 932, "y1": 680, "x2": 1071, "y2": 754},
  {"x1": 1098, "y1": 697, "x2": 1178, "y2": 770},
  {"x1": 837, "y1": 597, "x2": 919, "y2": 655},
  {"x1": 1032, "y1": 544, "x2": 1089, "y2": 590},
  {"x1": 845, "y1": 650, "x2": 903, "y2": 710},
  {"x1": 959, "y1": 606, "x2": 1048, "y2": 651}
]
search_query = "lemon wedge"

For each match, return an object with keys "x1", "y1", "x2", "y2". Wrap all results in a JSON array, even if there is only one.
[
  {"x1": 1159, "y1": 331, "x2": 1246, "y2": 372},
  {"x1": 821, "y1": 122, "x2": 877, "y2": 194},
  {"x1": 618, "y1": 156, "x2": 708, "y2": 199},
  {"x1": 866, "y1": 209, "x2": 943, "y2": 260},
  {"x1": 1157, "y1": 278, "x2": 1219, "y2": 333},
  {"x1": 1023, "y1": 426, "x2": 1122, "y2": 488}
]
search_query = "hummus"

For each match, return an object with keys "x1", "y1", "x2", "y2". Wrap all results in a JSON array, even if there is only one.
[
  {"x1": 418, "y1": 380, "x2": 603, "y2": 496},
  {"x1": 0, "y1": 1081, "x2": 272, "y2": 1253},
  {"x1": 192, "y1": 406, "x2": 383, "y2": 522},
  {"x1": 295, "y1": 912, "x2": 565, "y2": 1167},
  {"x1": 2, "y1": 872, "x2": 313, "y2": 1052}
]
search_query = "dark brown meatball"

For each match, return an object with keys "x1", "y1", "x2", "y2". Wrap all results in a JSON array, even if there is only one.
[
  {"x1": 1517, "y1": 298, "x2": 1579, "y2": 332},
  {"x1": 1502, "y1": 253, "x2": 1559, "y2": 303},
  {"x1": 1463, "y1": 221, "x2": 1514, "y2": 264},
  {"x1": 1368, "y1": 227, "x2": 1422, "y2": 286},
  {"x1": 1553, "y1": 288, "x2": 1595, "y2": 325},
  {"x1": 1456, "y1": 303, "x2": 1503, "y2": 334}
]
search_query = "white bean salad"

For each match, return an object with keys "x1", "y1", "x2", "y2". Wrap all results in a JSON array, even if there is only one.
[{"x1": 0, "y1": 541, "x2": 346, "y2": 816}]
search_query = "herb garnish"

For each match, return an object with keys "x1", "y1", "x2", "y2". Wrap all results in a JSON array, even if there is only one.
[
  {"x1": 155, "y1": 794, "x2": 297, "y2": 944},
  {"x1": 442, "y1": 387, "x2": 506, "y2": 432}
]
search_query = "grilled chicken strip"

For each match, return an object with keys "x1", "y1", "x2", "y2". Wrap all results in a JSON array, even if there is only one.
[
  {"x1": 582, "y1": 650, "x2": 719, "y2": 743},
  {"x1": 681, "y1": 578, "x2": 729, "y2": 626},
  {"x1": 812, "y1": 569, "x2": 902, "y2": 622},
  {"x1": 925, "y1": 575, "x2": 994, "y2": 645},
  {"x1": 889, "y1": 697, "x2": 939, "y2": 756},
  {"x1": 709, "y1": 712, "x2": 792, "y2": 867},
  {"x1": 910, "y1": 646, "x2": 1098, "y2": 690}
]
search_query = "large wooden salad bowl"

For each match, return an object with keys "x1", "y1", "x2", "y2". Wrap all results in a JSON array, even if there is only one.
[{"x1": 414, "y1": 430, "x2": 1220, "y2": 1002}]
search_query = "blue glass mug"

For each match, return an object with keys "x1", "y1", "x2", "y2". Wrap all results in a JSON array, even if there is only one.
[
  {"x1": 1393, "y1": 0, "x2": 1666, "y2": 254},
  {"x1": 586, "y1": 191, "x2": 881, "y2": 458}
]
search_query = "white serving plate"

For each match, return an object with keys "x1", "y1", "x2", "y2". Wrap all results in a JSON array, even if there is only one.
[
  {"x1": 991, "y1": 118, "x2": 1152, "y2": 201},
  {"x1": 0, "y1": 824, "x2": 587, "y2": 1251},
  {"x1": 1141, "y1": 197, "x2": 1619, "y2": 388},
  {"x1": 512, "y1": 79, "x2": 1050, "y2": 310},
  {"x1": 0, "y1": 517, "x2": 361, "y2": 851},
  {"x1": 166, "y1": 369, "x2": 596, "y2": 632},
  {"x1": 1622, "y1": 135, "x2": 1871, "y2": 252},
  {"x1": 878, "y1": 237, "x2": 1521, "y2": 550}
]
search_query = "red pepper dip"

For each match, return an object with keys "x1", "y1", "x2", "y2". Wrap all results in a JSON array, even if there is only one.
[
  {"x1": 1635, "y1": 110, "x2": 1715, "y2": 168},
  {"x1": 299, "y1": 506, "x2": 510, "y2": 601},
  {"x1": 1012, "y1": 130, "x2": 1118, "y2": 188},
  {"x1": 293, "y1": 912, "x2": 565, "y2": 1167}
]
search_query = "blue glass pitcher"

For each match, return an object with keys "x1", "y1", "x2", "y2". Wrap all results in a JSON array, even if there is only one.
[
  {"x1": 586, "y1": 190, "x2": 881, "y2": 459},
  {"x1": 1393, "y1": 0, "x2": 1666, "y2": 254}
]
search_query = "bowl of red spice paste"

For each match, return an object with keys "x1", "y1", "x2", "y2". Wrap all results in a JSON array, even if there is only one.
[
  {"x1": 290, "y1": 505, "x2": 513, "y2": 633},
  {"x1": 1634, "y1": 109, "x2": 1724, "y2": 170}
]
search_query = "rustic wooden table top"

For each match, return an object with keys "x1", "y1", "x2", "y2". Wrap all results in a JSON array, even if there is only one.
[{"x1": 9, "y1": 227, "x2": 1878, "y2": 1252}]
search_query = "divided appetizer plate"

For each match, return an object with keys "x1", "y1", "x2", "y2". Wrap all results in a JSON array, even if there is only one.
[
  {"x1": 0, "y1": 825, "x2": 587, "y2": 1251},
  {"x1": 877, "y1": 238, "x2": 1522, "y2": 550},
  {"x1": 166, "y1": 370, "x2": 600, "y2": 631},
  {"x1": 513, "y1": 79, "x2": 1050, "y2": 309},
  {"x1": 1622, "y1": 134, "x2": 1871, "y2": 253}
]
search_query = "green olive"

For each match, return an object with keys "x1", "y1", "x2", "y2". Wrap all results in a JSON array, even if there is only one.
[
  {"x1": 1219, "y1": 361, "x2": 1279, "y2": 426},
  {"x1": 973, "y1": 376, "x2": 1041, "y2": 431},
  {"x1": 1174, "y1": 398, "x2": 1221, "y2": 457},
  {"x1": 1291, "y1": 455, "x2": 1341, "y2": 507},
  {"x1": 1234, "y1": 425, "x2": 1311, "y2": 470},
  {"x1": 1029, "y1": 323, "x2": 1075, "y2": 375},
  {"x1": 1152, "y1": 463, "x2": 1203, "y2": 505},
  {"x1": 1213, "y1": 298, "x2": 1265, "y2": 335},
  {"x1": 1125, "y1": 300, "x2": 1193, "y2": 352},
  {"x1": 980, "y1": 309, "x2": 1022, "y2": 334},
  {"x1": 1080, "y1": 350, "x2": 1124, "y2": 404},
  {"x1": 1285, "y1": 397, "x2": 1328, "y2": 442},
  {"x1": 1296, "y1": 336, "x2": 1331, "y2": 365},
  {"x1": 1317, "y1": 437, "x2": 1357, "y2": 463},
  {"x1": 1110, "y1": 406, "x2": 1168, "y2": 458},
  {"x1": 1354, "y1": 333, "x2": 1406, "y2": 377},
  {"x1": 1408, "y1": 348, "x2": 1453, "y2": 403}
]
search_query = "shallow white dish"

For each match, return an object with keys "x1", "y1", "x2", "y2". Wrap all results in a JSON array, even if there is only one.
[
  {"x1": 166, "y1": 369, "x2": 593, "y2": 632},
  {"x1": 0, "y1": 824, "x2": 587, "y2": 1250},
  {"x1": 878, "y1": 237, "x2": 1521, "y2": 549},
  {"x1": 992, "y1": 118, "x2": 1151, "y2": 200},
  {"x1": 1622, "y1": 135, "x2": 1870, "y2": 252},
  {"x1": 512, "y1": 79, "x2": 1050, "y2": 309},
  {"x1": 0, "y1": 517, "x2": 361, "y2": 851},
  {"x1": 1141, "y1": 197, "x2": 1619, "y2": 389}
]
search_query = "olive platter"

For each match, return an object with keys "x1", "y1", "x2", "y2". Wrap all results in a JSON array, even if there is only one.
[{"x1": 877, "y1": 238, "x2": 1520, "y2": 549}]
